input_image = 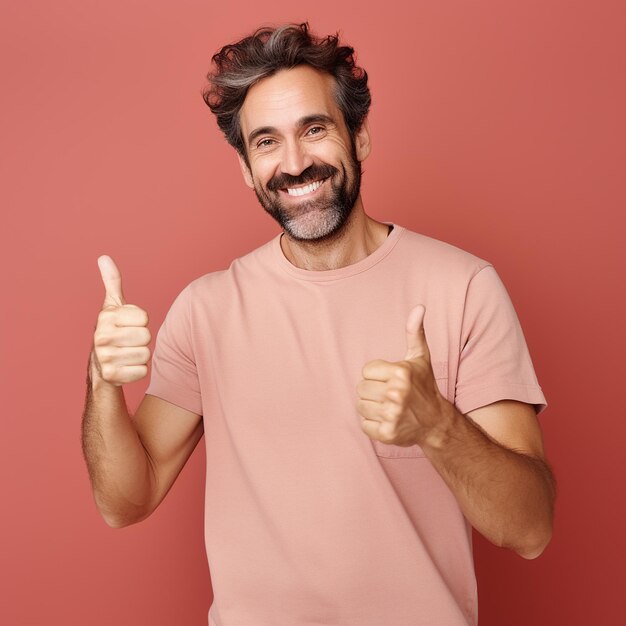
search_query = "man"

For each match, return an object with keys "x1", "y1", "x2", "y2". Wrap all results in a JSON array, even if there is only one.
[{"x1": 83, "y1": 23, "x2": 555, "y2": 626}]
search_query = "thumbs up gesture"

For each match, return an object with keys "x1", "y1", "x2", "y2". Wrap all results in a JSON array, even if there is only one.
[
  {"x1": 356, "y1": 305, "x2": 449, "y2": 448},
  {"x1": 91, "y1": 256, "x2": 151, "y2": 386}
]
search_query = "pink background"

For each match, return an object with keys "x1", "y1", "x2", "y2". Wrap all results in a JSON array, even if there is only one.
[{"x1": 2, "y1": 1, "x2": 624, "y2": 624}]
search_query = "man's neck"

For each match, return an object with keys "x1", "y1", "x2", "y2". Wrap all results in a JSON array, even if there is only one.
[{"x1": 279, "y1": 203, "x2": 391, "y2": 271}]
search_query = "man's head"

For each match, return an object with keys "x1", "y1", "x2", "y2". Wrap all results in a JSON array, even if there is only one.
[
  {"x1": 203, "y1": 24, "x2": 372, "y2": 242},
  {"x1": 203, "y1": 23, "x2": 371, "y2": 165}
]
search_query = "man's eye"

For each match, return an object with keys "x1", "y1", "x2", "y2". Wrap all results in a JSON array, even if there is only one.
[
  {"x1": 307, "y1": 126, "x2": 324, "y2": 136},
  {"x1": 257, "y1": 139, "x2": 275, "y2": 148}
]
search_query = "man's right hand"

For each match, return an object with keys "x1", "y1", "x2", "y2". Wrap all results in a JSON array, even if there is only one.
[
  {"x1": 92, "y1": 255, "x2": 151, "y2": 386},
  {"x1": 84, "y1": 256, "x2": 202, "y2": 528}
]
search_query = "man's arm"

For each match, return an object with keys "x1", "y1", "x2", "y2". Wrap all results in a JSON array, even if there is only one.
[
  {"x1": 357, "y1": 305, "x2": 556, "y2": 559},
  {"x1": 421, "y1": 399, "x2": 555, "y2": 559},
  {"x1": 82, "y1": 256, "x2": 203, "y2": 528},
  {"x1": 82, "y1": 366, "x2": 203, "y2": 528}
]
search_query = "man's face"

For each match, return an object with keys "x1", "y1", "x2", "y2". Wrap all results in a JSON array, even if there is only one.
[{"x1": 237, "y1": 65, "x2": 370, "y2": 242}]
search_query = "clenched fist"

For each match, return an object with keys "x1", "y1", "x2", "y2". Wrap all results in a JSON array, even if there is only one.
[
  {"x1": 356, "y1": 305, "x2": 451, "y2": 449},
  {"x1": 91, "y1": 255, "x2": 151, "y2": 386}
]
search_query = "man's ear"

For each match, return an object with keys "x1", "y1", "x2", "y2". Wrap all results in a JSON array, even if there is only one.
[
  {"x1": 354, "y1": 118, "x2": 371, "y2": 162},
  {"x1": 238, "y1": 153, "x2": 254, "y2": 188}
]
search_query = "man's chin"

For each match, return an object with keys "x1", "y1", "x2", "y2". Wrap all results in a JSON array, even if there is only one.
[{"x1": 282, "y1": 208, "x2": 348, "y2": 242}]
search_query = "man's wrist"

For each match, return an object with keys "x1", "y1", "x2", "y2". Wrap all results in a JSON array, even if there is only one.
[{"x1": 420, "y1": 398, "x2": 463, "y2": 453}]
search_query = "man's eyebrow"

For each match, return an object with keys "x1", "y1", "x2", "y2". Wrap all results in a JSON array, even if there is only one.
[
  {"x1": 247, "y1": 114, "x2": 337, "y2": 147},
  {"x1": 247, "y1": 126, "x2": 277, "y2": 146},
  {"x1": 298, "y1": 114, "x2": 336, "y2": 128}
]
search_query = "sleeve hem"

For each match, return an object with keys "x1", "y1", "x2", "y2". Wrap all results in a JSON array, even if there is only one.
[
  {"x1": 145, "y1": 383, "x2": 203, "y2": 416},
  {"x1": 455, "y1": 382, "x2": 547, "y2": 416}
]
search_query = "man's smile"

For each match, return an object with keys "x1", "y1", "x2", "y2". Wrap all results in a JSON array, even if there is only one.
[{"x1": 281, "y1": 177, "x2": 328, "y2": 197}]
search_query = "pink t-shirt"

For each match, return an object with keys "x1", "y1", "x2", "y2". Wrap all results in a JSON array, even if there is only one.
[{"x1": 146, "y1": 224, "x2": 546, "y2": 625}]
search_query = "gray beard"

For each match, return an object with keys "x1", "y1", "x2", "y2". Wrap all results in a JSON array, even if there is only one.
[{"x1": 254, "y1": 160, "x2": 361, "y2": 243}]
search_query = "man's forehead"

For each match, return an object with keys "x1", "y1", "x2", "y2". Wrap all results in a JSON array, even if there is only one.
[{"x1": 240, "y1": 66, "x2": 339, "y2": 134}]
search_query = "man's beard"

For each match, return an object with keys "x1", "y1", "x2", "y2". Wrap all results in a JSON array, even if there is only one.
[{"x1": 251, "y1": 147, "x2": 362, "y2": 242}]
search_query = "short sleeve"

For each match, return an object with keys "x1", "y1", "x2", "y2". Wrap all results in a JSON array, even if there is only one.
[
  {"x1": 454, "y1": 265, "x2": 547, "y2": 416},
  {"x1": 145, "y1": 287, "x2": 203, "y2": 415}
]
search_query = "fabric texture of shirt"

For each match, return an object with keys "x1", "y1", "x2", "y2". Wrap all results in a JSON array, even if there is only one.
[{"x1": 146, "y1": 223, "x2": 547, "y2": 625}]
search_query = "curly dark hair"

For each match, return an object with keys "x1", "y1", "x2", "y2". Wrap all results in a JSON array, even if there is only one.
[{"x1": 202, "y1": 23, "x2": 371, "y2": 164}]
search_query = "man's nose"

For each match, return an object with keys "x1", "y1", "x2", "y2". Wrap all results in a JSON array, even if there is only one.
[{"x1": 280, "y1": 139, "x2": 313, "y2": 177}]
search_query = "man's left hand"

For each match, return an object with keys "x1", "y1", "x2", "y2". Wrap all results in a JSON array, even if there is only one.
[{"x1": 356, "y1": 305, "x2": 452, "y2": 448}]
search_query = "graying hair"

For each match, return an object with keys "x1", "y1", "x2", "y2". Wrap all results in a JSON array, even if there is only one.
[{"x1": 202, "y1": 23, "x2": 371, "y2": 164}]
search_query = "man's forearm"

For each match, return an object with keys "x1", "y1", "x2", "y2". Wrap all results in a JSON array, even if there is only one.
[
  {"x1": 421, "y1": 404, "x2": 556, "y2": 559},
  {"x1": 81, "y1": 353, "x2": 155, "y2": 527}
]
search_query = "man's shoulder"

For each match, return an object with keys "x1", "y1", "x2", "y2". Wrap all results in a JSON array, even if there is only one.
[
  {"x1": 395, "y1": 225, "x2": 491, "y2": 277},
  {"x1": 178, "y1": 234, "x2": 278, "y2": 298}
]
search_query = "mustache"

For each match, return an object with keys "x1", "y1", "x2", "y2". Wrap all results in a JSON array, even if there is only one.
[{"x1": 266, "y1": 163, "x2": 338, "y2": 192}]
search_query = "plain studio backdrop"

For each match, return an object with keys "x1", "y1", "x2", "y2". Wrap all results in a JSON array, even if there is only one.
[{"x1": 1, "y1": 1, "x2": 623, "y2": 624}]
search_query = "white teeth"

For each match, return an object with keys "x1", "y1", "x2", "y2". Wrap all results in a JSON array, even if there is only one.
[{"x1": 286, "y1": 179, "x2": 324, "y2": 196}]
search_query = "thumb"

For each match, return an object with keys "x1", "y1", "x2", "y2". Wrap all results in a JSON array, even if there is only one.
[
  {"x1": 404, "y1": 304, "x2": 430, "y2": 361},
  {"x1": 97, "y1": 255, "x2": 126, "y2": 307}
]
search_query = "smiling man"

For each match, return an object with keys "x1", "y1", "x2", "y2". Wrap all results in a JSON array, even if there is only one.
[
  {"x1": 239, "y1": 67, "x2": 365, "y2": 246},
  {"x1": 82, "y1": 23, "x2": 556, "y2": 626}
]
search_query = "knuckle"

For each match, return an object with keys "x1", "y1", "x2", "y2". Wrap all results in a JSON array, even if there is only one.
[
  {"x1": 386, "y1": 387, "x2": 403, "y2": 403},
  {"x1": 132, "y1": 329, "x2": 150, "y2": 347},
  {"x1": 362, "y1": 359, "x2": 381, "y2": 377},
  {"x1": 138, "y1": 347, "x2": 151, "y2": 364},
  {"x1": 127, "y1": 305, "x2": 149, "y2": 326},
  {"x1": 97, "y1": 309, "x2": 116, "y2": 325},
  {"x1": 94, "y1": 328, "x2": 117, "y2": 347},
  {"x1": 136, "y1": 327, "x2": 150, "y2": 345},
  {"x1": 132, "y1": 365, "x2": 148, "y2": 381},
  {"x1": 396, "y1": 378, "x2": 411, "y2": 394},
  {"x1": 100, "y1": 363, "x2": 116, "y2": 381},
  {"x1": 95, "y1": 314, "x2": 107, "y2": 331},
  {"x1": 394, "y1": 365, "x2": 412, "y2": 386},
  {"x1": 120, "y1": 365, "x2": 148, "y2": 384},
  {"x1": 384, "y1": 403, "x2": 400, "y2": 421},
  {"x1": 379, "y1": 424, "x2": 396, "y2": 444},
  {"x1": 94, "y1": 346, "x2": 111, "y2": 362},
  {"x1": 397, "y1": 362, "x2": 411, "y2": 374}
]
